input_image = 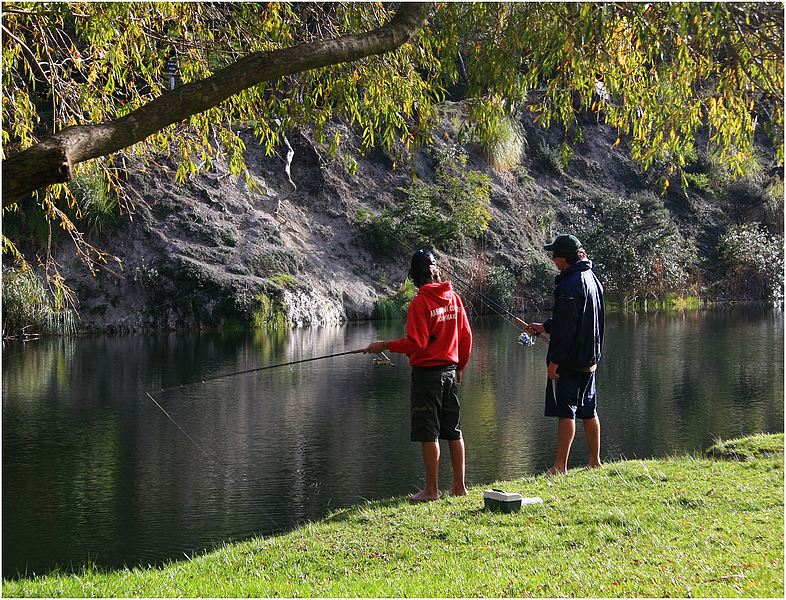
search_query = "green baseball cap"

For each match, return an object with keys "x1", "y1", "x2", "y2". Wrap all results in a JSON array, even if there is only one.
[{"x1": 544, "y1": 234, "x2": 582, "y2": 253}]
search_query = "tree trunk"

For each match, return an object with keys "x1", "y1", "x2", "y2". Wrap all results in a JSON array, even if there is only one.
[{"x1": 2, "y1": 2, "x2": 431, "y2": 207}]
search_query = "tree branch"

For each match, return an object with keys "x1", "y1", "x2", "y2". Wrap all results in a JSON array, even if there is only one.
[{"x1": 3, "y1": 2, "x2": 432, "y2": 207}]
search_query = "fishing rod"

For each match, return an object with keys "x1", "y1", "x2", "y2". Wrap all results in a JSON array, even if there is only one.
[
  {"x1": 148, "y1": 348, "x2": 368, "y2": 396},
  {"x1": 443, "y1": 267, "x2": 548, "y2": 343},
  {"x1": 370, "y1": 221, "x2": 549, "y2": 344}
]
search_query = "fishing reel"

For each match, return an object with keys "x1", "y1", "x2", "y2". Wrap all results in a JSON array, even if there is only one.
[
  {"x1": 372, "y1": 352, "x2": 394, "y2": 367},
  {"x1": 517, "y1": 331, "x2": 536, "y2": 347}
]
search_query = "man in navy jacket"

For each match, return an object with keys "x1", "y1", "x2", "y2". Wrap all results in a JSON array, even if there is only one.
[{"x1": 528, "y1": 234, "x2": 605, "y2": 475}]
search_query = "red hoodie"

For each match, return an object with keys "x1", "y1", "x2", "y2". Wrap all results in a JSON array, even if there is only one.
[{"x1": 388, "y1": 282, "x2": 472, "y2": 370}]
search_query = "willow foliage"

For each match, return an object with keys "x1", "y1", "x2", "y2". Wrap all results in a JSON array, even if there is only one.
[{"x1": 2, "y1": 2, "x2": 783, "y2": 278}]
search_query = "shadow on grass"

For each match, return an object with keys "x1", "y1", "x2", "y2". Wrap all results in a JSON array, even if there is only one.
[{"x1": 322, "y1": 495, "x2": 432, "y2": 523}]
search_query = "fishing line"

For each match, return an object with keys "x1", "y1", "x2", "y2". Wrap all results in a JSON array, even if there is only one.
[
  {"x1": 447, "y1": 268, "x2": 545, "y2": 339},
  {"x1": 145, "y1": 391, "x2": 218, "y2": 463},
  {"x1": 138, "y1": 225, "x2": 377, "y2": 456},
  {"x1": 145, "y1": 348, "x2": 366, "y2": 467},
  {"x1": 143, "y1": 348, "x2": 371, "y2": 522}
]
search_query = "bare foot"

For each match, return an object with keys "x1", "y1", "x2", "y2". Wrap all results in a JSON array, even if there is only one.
[
  {"x1": 545, "y1": 466, "x2": 566, "y2": 476},
  {"x1": 410, "y1": 489, "x2": 439, "y2": 502},
  {"x1": 447, "y1": 486, "x2": 468, "y2": 497}
]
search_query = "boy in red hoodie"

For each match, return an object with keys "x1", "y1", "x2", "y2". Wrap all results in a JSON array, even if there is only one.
[{"x1": 361, "y1": 250, "x2": 473, "y2": 501}]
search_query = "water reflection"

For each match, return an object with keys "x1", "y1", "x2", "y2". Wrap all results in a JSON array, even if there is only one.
[{"x1": 2, "y1": 307, "x2": 783, "y2": 576}]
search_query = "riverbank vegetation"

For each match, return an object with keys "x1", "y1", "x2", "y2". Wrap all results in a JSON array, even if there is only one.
[
  {"x1": 251, "y1": 292, "x2": 288, "y2": 330},
  {"x1": 3, "y1": 433, "x2": 782, "y2": 597},
  {"x1": 374, "y1": 278, "x2": 416, "y2": 320},
  {"x1": 1, "y1": 268, "x2": 76, "y2": 340},
  {"x1": 717, "y1": 223, "x2": 784, "y2": 303}
]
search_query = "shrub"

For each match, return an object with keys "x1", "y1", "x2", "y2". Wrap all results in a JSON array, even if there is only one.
[
  {"x1": 68, "y1": 168, "x2": 118, "y2": 239},
  {"x1": 522, "y1": 253, "x2": 555, "y2": 302},
  {"x1": 393, "y1": 182, "x2": 448, "y2": 245},
  {"x1": 702, "y1": 149, "x2": 767, "y2": 196},
  {"x1": 374, "y1": 278, "x2": 417, "y2": 320},
  {"x1": 683, "y1": 172, "x2": 711, "y2": 193},
  {"x1": 725, "y1": 177, "x2": 768, "y2": 221},
  {"x1": 216, "y1": 229, "x2": 238, "y2": 247},
  {"x1": 250, "y1": 249, "x2": 305, "y2": 277},
  {"x1": 580, "y1": 191, "x2": 696, "y2": 302},
  {"x1": 253, "y1": 292, "x2": 288, "y2": 329},
  {"x1": 363, "y1": 146, "x2": 492, "y2": 253},
  {"x1": 514, "y1": 165, "x2": 534, "y2": 187},
  {"x1": 479, "y1": 116, "x2": 526, "y2": 171},
  {"x1": 2, "y1": 268, "x2": 76, "y2": 338},
  {"x1": 534, "y1": 141, "x2": 564, "y2": 176},
  {"x1": 484, "y1": 265, "x2": 517, "y2": 309},
  {"x1": 269, "y1": 273, "x2": 296, "y2": 288},
  {"x1": 717, "y1": 223, "x2": 784, "y2": 303}
]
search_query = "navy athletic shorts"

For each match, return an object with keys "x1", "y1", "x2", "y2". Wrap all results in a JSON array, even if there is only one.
[
  {"x1": 410, "y1": 364, "x2": 462, "y2": 442},
  {"x1": 544, "y1": 367, "x2": 597, "y2": 420}
]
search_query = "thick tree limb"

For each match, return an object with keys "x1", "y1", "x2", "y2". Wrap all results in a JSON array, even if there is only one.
[{"x1": 2, "y1": 2, "x2": 431, "y2": 207}]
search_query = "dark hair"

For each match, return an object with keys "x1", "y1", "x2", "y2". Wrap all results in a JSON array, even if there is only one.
[{"x1": 409, "y1": 263, "x2": 441, "y2": 287}]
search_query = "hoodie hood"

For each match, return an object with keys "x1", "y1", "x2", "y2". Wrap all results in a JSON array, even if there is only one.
[
  {"x1": 417, "y1": 281, "x2": 454, "y2": 303},
  {"x1": 566, "y1": 259, "x2": 593, "y2": 273}
]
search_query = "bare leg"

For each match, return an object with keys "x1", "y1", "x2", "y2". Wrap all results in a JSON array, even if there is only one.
[
  {"x1": 583, "y1": 416, "x2": 602, "y2": 468},
  {"x1": 411, "y1": 441, "x2": 440, "y2": 501},
  {"x1": 447, "y1": 438, "x2": 467, "y2": 496},
  {"x1": 547, "y1": 418, "x2": 575, "y2": 475}
]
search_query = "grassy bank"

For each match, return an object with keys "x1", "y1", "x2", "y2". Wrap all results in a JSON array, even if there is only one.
[{"x1": 4, "y1": 434, "x2": 783, "y2": 598}]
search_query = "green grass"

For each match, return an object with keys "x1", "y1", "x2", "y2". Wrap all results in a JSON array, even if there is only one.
[
  {"x1": 480, "y1": 116, "x2": 526, "y2": 170},
  {"x1": 3, "y1": 434, "x2": 783, "y2": 597},
  {"x1": 268, "y1": 272, "x2": 296, "y2": 288},
  {"x1": 252, "y1": 292, "x2": 288, "y2": 329},
  {"x1": 706, "y1": 433, "x2": 784, "y2": 461},
  {"x1": 68, "y1": 168, "x2": 118, "y2": 239}
]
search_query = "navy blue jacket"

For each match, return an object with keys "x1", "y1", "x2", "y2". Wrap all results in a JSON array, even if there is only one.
[{"x1": 543, "y1": 259, "x2": 604, "y2": 370}]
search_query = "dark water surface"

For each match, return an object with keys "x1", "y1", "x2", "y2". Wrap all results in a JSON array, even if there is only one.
[{"x1": 3, "y1": 307, "x2": 783, "y2": 577}]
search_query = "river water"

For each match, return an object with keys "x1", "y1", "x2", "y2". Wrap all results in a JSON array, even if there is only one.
[{"x1": 2, "y1": 307, "x2": 783, "y2": 577}]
